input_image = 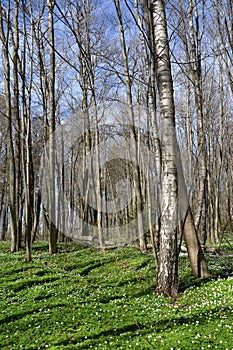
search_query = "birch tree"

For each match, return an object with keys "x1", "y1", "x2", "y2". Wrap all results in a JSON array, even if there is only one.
[
  {"x1": 149, "y1": 0, "x2": 180, "y2": 295},
  {"x1": 138, "y1": 0, "x2": 210, "y2": 295}
]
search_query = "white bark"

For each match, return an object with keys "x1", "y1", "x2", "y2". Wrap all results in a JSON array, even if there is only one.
[{"x1": 151, "y1": 0, "x2": 179, "y2": 296}]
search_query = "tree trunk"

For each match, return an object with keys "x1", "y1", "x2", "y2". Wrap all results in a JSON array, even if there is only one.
[
  {"x1": 21, "y1": 5, "x2": 34, "y2": 262},
  {"x1": 0, "y1": 2, "x2": 18, "y2": 253},
  {"x1": 135, "y1": 0, "x2": 162, "y2": 260},
  {"x1": 13, "y1": 0, "x2": 22, "y2": 250},
  {"x1": 143, "y1": 1, "x2": 210, "y2": 292},
  {"x1": 48, "y1": 0, "x2": 57, "y2": 254},
  {"x1": 150, "y1": 0, "x2": 179, "y2": 296},
  {"x1": 187, "y1": 0, "x2": 208, "y2": 246},
  {"x1": 114, "y1": 0, "x2": 147, "y2": 252}
]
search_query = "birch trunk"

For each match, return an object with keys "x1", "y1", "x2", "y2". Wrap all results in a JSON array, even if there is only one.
[
  {"x1": 149, "y1": 0, "x2": 210, "y2": 287},
  {"x1": 151, "y1": 0, "x2": 179, "y2": 296}
]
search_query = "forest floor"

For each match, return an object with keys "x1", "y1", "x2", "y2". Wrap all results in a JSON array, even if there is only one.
[{"x1": 0, "y1": 240, "x2": 233, "y2": 349}]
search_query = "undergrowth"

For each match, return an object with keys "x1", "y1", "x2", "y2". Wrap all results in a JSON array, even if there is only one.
[{"x1": 0, "y1": 241, "x2": 233, "y2": 349}]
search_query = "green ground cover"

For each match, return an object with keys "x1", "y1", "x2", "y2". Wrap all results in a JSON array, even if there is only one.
[{"x1": 0, "y1": 242, "x2": 233, "y2": 349}]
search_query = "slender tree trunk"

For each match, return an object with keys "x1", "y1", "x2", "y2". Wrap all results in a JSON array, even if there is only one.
[
  {"x1": 173, "y1": 0, "x2": 211, "y2": 277},
  {"x1": 48, "y1": 0, "x2": 57, "y2": 254},
  {"x1": 32, "y1": 5, "x2": 49, "y2": 241},
  {"x1": 21, "y1": 4, "x2": 34, "y2": 262},
  {"x1": 13, "y1": 0, "x2": 22, "y2": 250},
  {"x1": 134, "y1": 0, "x2": 161, "y2": 260},
  {"x1": 187, "y1": 0, "x2": 208, "y2": 246},
  {"x1": 0, "y1": 181, "x2": 8, "y2": 240},
  {"x1": 0, "y1": 2, "x2": 18, "y2": 252},
  {"x1": 114, "y1": 0, "x2": 147, "y2": 252},
  {"x1": 31, "y1": 190, "x2": 41, "y2": 243}
]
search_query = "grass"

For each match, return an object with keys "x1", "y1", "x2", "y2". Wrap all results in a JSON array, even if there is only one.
[{"x1": 0, "y1": 241, "x2": 233, "y2": 349}]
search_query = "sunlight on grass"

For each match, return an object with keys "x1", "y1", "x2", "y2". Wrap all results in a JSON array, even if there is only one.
[{"x1": 0, "y1": 242, "x2": 233, "y2": 349}]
